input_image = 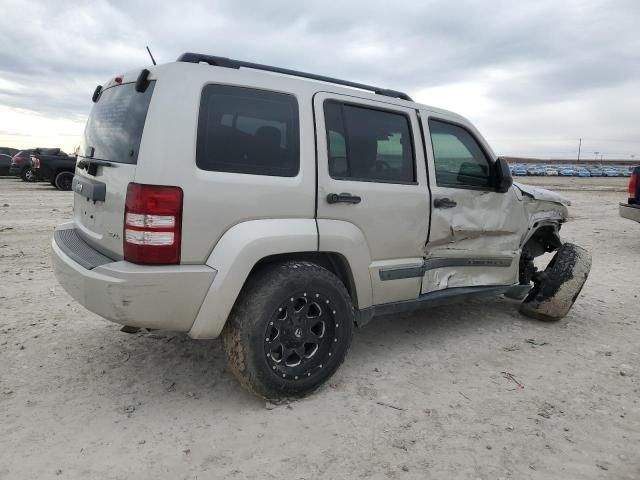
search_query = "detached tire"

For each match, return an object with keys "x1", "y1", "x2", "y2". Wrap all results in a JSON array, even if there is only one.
[
  {"x1": 520, "y1": 243, "x2": 591, "y2": 321},
  {"x1": 54, "y1": 171, "x2": 74, "y2": 191},
  {"x1": 222, "y1": 261, "x2": 354, "y2": 399}
]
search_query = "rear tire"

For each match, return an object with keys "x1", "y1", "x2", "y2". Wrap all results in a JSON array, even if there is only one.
[
  {"x1": 519, "y1": 243, "x2": 591, "y2": 321},
  {"x1": 54, "y1": 171, "x2": 73, "y2": 191},
  {"x1": 21, "y1": 167, "x2": 35, "y2": 182},
  {"x1": 222, "y1": 261, "x2": 354, "y2": 399}
]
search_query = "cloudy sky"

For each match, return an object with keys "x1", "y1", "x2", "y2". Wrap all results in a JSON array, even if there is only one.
[{"x1": 1, "y1": 0, "x2": 638, "y2": 159}]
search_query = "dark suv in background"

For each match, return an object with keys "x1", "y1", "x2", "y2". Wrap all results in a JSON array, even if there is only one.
[
  {"x1": 0, "y1": 153, "x2": 13, "y2": 176},
  {"x1": 9, "y1": 149, "x2": 36, "y2": 181}
]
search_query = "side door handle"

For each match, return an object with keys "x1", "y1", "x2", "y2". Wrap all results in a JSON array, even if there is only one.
[
  {"x1": 433, "y1": 197, "x2": 457, "y2": 209},
  {"x1": 327, "y1": 193, "x2": 361, "y2": 204}
]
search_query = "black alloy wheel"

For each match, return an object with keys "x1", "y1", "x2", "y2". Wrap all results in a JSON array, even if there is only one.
[
  {"x1": 264, "y1": 291, "x2": 340, "y2": 381},
  {"x1": 223, "y1": 261, "x2": 354, "y2": 399}
]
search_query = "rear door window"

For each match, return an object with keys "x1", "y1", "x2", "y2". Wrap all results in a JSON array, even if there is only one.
[
  {"x1": 196, "y1": 85, "x2": 299, "y2": 177},
  {"x1": 324, "y1": 101, "x2": 415, "y2": 183},
  {"x1": 80, "y1": 82, "x2": 155, "y2": 164}
]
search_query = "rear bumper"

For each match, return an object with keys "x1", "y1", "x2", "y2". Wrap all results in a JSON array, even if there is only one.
[
  {"x1": 619, "y1": 203, "x2": 640, "y2": 223},
  {"x1": 51, "y1": 222, "x2": 217, "y2": 332}
]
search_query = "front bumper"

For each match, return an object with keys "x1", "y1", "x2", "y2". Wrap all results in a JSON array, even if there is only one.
[{"x1": 51, "y1": 222, "x2": 217, "y2": 332}]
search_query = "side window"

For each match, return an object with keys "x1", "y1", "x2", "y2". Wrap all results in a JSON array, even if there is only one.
[
  {"x1": 196, "y1": 85, "x2": 299, "y2": 177},
  {"x1": 428, "y1": 119, "x2": 491, "y2": 188},
  {"x1": 324, "y1": 101, "x2": 415, "y2": 183}
]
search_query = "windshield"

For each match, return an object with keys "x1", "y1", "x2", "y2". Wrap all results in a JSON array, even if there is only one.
[{"x1": 80, "y1": 81, "x2": 155, "y2": 164}]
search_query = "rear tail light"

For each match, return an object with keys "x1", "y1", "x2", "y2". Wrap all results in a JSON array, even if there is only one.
[
  {"x1": 629, "y1": 172, "x2": 638, "y2": 202},
  {"x1": 31, "y1": 156, "x2": 40, "y2": 169},
  {"x1": 124, "y1": 183, "x2": 183, "y2": 264},
  {"x1": 13, "y1": 156, "x2": 25, "y2": 164}
]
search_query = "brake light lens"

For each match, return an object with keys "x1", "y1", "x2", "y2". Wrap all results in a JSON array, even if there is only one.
[
  {"x1": 124, "y1": 183, "x2": 183, "y2": 264},
  {"x1": 629, "y1": 172, "x2": 638, "y2": 200},
  {"x1": 31, "y1": 156, "x2": 40, "y2": 169}
]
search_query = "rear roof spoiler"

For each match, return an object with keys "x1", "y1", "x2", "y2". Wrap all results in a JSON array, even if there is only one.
[{"x1": 176, "y1": 52, "x2": 413, "y2": 102}]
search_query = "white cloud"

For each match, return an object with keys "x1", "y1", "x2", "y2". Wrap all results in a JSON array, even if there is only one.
[
  {"x1": 415, "y1": 82, "x2": 496, "y2": 118},
  {"x1": 0, "y1": 105, "x2": 85, "y2": 152}
]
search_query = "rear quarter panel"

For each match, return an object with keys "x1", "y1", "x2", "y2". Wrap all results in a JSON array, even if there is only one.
[{"x1": 133, "y1": 63, "x2": 318, "y2": 264}]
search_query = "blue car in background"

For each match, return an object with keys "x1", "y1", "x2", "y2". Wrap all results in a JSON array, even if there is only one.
[
  {"x1": 512, "y1": 167, "x2": 527, "y2": 176},
  {"x1": 589, "y1": 168, "x2": 603, "y2": 176},
  {"x1": 604, "y1": 169, "x2": 619, "y2": 177},
  {"x1": 560, "y1": 168, "x2": 575, "y2": 176},
  {"x1": 577, "y1": 169, "x2": 591, "y2": 177}
]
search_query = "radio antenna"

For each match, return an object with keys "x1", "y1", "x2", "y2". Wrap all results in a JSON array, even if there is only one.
[{"x1": 146, "y1": 46, "x2": 157, "y2": 66}]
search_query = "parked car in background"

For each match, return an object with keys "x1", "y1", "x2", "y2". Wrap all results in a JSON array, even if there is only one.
[
  {"x1": 604, "y1": 168, "x2": 619, "y2": 177},
  {"x1": 577, "y1": 169, "x2": 591, "y2": 177},
  {"x1": 0, "y1": 153, "x2": 12, "y2": 176},
  {"x1": 0, "y1": 147, "x2": 19, "y2": 157},
  {"x1": 622, "y1": 168, "x2": 632, "y2": 177},
  {"x1": 545, "y1": 168, "x2": 558, "y2": 176},
  {"x1": 588, "y1": 168, "x2": 603, "y2": 176},
  {"x1": 512, "y1": 167, "x2": 527, "y2": 176},
  {"x1": 619, "y1": 166, "x2": 640, "y2": 223},
  {"x1": 527, "y1": 167, "x2": 546, "y2": 176},
  {"x1": 560, "y1": 168, "x2": 574, "y2": 176},
  {"x1": 9, "y1": 149, "x2": 36, "y2": 181},
  {"x1": 30, "y1": 148, "x2": 75, "y2": 190}
]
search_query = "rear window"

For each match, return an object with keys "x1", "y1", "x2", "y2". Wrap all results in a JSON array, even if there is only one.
[
  {"x1": 196, "y1": 85, "x2": 299, "y2": 177},
  {"x1": 80, "y1": 82, "x2": 155, "y2": 164}
]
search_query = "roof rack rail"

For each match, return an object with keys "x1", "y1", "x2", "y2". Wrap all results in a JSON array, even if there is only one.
[{"x1": 176, "y1": 52, "x2": 413, "y2": 102}]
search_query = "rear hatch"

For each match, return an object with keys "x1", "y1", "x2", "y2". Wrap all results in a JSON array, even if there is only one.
[{"x1": 74, "y1": 78, "x2": 155, "y2": 259}]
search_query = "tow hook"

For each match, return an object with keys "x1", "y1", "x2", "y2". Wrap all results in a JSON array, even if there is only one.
[{"x1": 120, "y1": 326, "x2": 140, "y2": 334}]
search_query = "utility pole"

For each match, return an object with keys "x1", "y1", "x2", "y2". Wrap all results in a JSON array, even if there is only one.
[
  {"x1": 577, "y1": 138, "x2": 582, "y2": 162},
  {"x1": 594, "y1": 151, "x2": 599, "y2": 161}
]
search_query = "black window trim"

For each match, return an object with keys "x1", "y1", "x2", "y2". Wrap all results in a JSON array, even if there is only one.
[
  {"x1": 427, "y1": 116, "x2": 498, "y2": 192},
  {"x1": 196, "y1": 83, "x2": 301, "y2": 177},
  {"x1": 323, "y1": 99, "x2": 419, "y2": 186}
]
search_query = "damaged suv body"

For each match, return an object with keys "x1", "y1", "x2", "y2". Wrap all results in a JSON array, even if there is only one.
[{"x1": 51, "y1": 53, "x2": 591, "y2": 398}]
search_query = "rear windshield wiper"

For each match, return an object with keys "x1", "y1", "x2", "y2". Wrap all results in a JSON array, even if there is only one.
[{"x1": 77, "y1": 158, "x2": 113, "y2": 170}]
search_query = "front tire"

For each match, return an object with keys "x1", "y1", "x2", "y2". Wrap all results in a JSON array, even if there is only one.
[
  {"x1": 54, "y1": 171, "x2": 73, "y2": 191},
  {"x1": 519, "y1": 243, "x2": 591, "y2": 321},
  {"x1": 222, "y1": 261, "x2": 354, "y2": 399}
]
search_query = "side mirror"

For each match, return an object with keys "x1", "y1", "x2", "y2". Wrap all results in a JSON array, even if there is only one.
[{"x1": 495, "y1": 157, "x2": 513, "y2": 193}]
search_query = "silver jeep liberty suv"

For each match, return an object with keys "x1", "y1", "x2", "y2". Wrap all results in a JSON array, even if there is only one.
[{"x1": 52, "y1": 52, "x2": 591, "y2": 398}]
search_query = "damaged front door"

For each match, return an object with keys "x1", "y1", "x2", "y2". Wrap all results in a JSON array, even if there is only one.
[{"x1": 420, "y1": 114, "x2": 525, "y2": 294}]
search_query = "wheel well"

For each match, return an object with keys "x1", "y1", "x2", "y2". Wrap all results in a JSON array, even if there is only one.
[
  {"x1": 523, "y1": 224, "x2": 562, "y2": 258},
  {"x1": 519, "y1": 224, "x2": 562, "y2": 285},
  {"x1": 251, "y1": 252, "x2": 358, "y2": 307}
]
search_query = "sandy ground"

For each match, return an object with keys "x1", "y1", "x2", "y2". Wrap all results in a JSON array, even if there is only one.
[{"x1": 0, "y1": 176, "x2": 638, "y2": 479}]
